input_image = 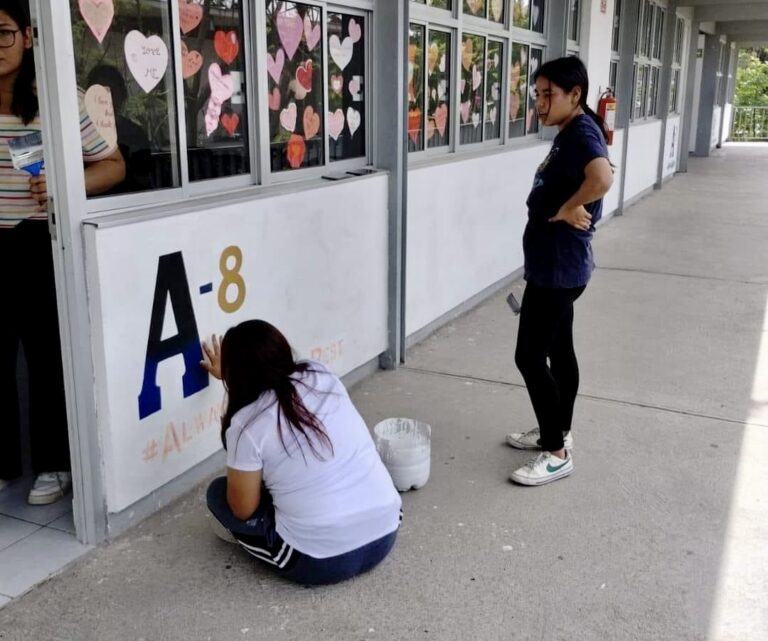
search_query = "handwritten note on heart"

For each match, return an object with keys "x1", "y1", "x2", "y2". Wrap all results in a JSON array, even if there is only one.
[
  {"x1": 79, "y1": 0, "x2": 114, "y2": 44},
  {"x1": 208, "y1": 63, "x2": 234, "y2": 104},
  {"x1": 181, "y1": 42, "x2": 203, "y2": 79},
  {"x1": 280, "y1": 102, "x2": 297, "y2": 133},
  {"x1": 329, "y1": 35, "x2": 353, "y2": 71},
  {"x1": 84, "y1": 84, "x2": 117, "y2": 149},
  {"x1": 267, "y1": 50, "x2": 285, "y2": 84},
  {"x1": 178, "y1": 0, "x2": 203, "y2": 35},
  {"x1": 214, "y1": 31, "x2": 239, "y2": 65},
  {"x1": 276, "y1": 10, "x2": 303, "y2": 61},
  {"x1": 346, "y1": 107, "x2": 361, "y2": 137},
  {"x1": 328, "y1": 109, "x2": 345, "y2": 141},
  {"x1": 348, "y1": 18, "x2": 362, "y2": 44},
  {"x1": 124, "y1": 31, "x2": 168, "y2": 94},
  {"x1": 268, "y1": 87, "x2": 281, "y2": 111},
  {"x1": 303, "y1": 106, "x2": 320, "y2": 139},
  {"x1": 304, "y1": 15, "x2": 320, "y2": 51},
  {"x1": 220, "y1": 113, "x2": 239, "y2": 136}
]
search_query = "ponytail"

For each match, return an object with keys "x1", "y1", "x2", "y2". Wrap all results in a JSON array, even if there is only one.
[{"x1": 582, "y1": 102, "x2": 609, "y2": 144}]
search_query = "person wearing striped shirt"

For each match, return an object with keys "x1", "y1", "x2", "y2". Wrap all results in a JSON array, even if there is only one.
[{"x1": 0, "y1": 0, "x2": 125, "y2": 505}]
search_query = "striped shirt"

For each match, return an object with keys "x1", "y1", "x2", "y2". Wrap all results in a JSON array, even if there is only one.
[{"x1": 0, "y1": 90, "x2": 116, "y2": 228}]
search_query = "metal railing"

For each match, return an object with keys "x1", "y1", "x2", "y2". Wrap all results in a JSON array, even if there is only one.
[{"x1": 730, "y1": 106, "x2": 768, "y2": 141}]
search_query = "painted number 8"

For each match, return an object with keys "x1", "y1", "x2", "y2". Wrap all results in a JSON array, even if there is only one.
[{"x1": 218, "y1": 246, "x2": 246, "y2": 313}]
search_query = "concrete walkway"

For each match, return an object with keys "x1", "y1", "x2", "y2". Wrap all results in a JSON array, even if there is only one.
[{"x1": 1, "y1": 144, "x2": 767, "y2": 641}]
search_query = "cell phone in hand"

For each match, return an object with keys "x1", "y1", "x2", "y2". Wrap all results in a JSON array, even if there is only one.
[{"x1": 506, "y1": 292, "x2": 521, "y2": 315}]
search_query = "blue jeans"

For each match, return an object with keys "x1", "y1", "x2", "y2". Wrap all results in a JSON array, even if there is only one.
[{"x1": 206, "y1": 477, "x2": 398, "y2": 585}]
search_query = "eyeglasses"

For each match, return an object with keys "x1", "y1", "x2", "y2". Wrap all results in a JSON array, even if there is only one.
[{"x1": 0, "y1": 29, "x2": 20, "y2": 49}]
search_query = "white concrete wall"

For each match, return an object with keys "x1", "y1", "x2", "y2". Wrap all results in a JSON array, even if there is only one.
[
  {"x1": 625, "y1": 119, "x2": 663, "y2": 201},
  {"x1": 604, "y1": 127, "x2": 624, "y2": 215},
  {"x1": 711, "y1": 105, "x2": 722, "y2": 149},
  {"x1": 582, "y1": 0, "x2": 615, "y2": 108},
  {"x1": 84, "y1": 177, "x2": 390, "y2": 513},
  {"x1": 723, "y1": 103, "x2": 733, "y2": 142},
  {"x1": 690, "y1": 33, "x2": 705, "y2": 153},
  {"x1": 405, "y1": 145, "x2": 549, "y2": 337}
]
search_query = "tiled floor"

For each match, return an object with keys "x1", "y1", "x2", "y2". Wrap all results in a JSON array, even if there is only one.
[{"x1": 0, "y1": 476, "x2": 90, "y2": 606}]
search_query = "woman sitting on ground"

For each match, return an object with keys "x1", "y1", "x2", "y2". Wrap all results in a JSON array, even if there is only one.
[{"x1": 201, "y1": 320, "x2": 402, "y2": 585}]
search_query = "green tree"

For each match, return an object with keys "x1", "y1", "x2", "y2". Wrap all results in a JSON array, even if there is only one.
[{"x1": 735, "y1": 48, "x2": 768, "y2": 106}]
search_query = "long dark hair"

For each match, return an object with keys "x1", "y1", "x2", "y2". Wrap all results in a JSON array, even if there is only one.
[
  {"x1": 0, "y1": 0, "x2": 37, "y2": 124},
  {"x1": 220, "y1": 320, "x2": 333, "y2": 461},
  {"x1": 534, "y1": 56, "x2": 608, "y2": 143}
]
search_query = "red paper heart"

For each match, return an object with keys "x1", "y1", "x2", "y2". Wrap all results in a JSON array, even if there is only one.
[
  {"x1": 214, "y1": 30, "x2": 239, "y2": 65},
  {"x1": 296, "y1": 60, "x2": 313, "y2": 92},
  {"x1": 286, "y1": 134, "x2": 306, "y2": 169},
  {"x1": 220, "y1": 112, "x2": 239, "y2": 136}
]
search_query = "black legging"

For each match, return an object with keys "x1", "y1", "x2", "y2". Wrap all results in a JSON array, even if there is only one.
[{"x1": 514, "y1": 282, "x2": 586, "y2": 452}]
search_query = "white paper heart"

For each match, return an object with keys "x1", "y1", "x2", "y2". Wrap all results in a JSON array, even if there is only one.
[
  {"x1": 472, "y1": 112, "x2": 480, "y2": 128},
  {"x1": 124, "y1": 30, "x2": 168, "y2": 93},
  {"x1": 280, "y1": 102, "x2": 297, "y2": 133},
  {"x1": 329, "y1": 35, "x2": 353, "y2": 71},
  {"x1": 84, "y1": 84, "x2": 117, "y2": 148},
  {"x1": 347, "y1": 107, "x2": 361, "y2": 137}
]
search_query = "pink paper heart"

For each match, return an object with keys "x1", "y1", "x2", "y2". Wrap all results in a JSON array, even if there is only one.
[
  {"x1": 348, "y1": 18, "x2": 362, "y2": 44},
  {"x1": 434, "y1": 104, "x2": 448, "y2": 137},
  {"x1": 280, "y1": 102, "x2": 297, "y2": 133},
  {"x1": 460, "y1": 101, "x2": 471, "y2": 124},
  {"x1": 303, "y1": 106, "x2": 320, "y2": 139},
  {"x1": 276, "y1": 10, "x2": 303, "y2": 61},
  {"x1": 178, "y1": 0, "x2": 203, "y2": 35},
  {"x1": 268, "y1": 87, "x2": 281, "y2": 111},
  {"x1": 328, "y1": 109, "x2": 345, "y2": 141},
  {"x1": 181, "y1": 42, "x2": 203, "y2": 79},
  {"x1": 267, "y1": 49, "x2": 285, "y2": 85},
  {"x1": 205, "y1": 99, "x2": 221, "y2": 136},
  {"x1": 220, "y1": 112, "x2": 239, "y2": 136},
  {"x1": 304, "y1": 14, "x2": 321, "y2": 51},
  {"x1": 330, "y1": 74, "x2": 343, "y2": 95},
  {"x1": 349, "y1": 77, "x2": 361, "y2": 98},
  {"x1": 208, "y1": 63, "x2": 234, "y2": 104},
  {"x1": 79, "y1": 0, "x2": 114, "y2": 44}
]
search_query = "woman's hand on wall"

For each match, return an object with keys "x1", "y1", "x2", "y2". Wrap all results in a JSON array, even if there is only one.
[
  {"x1": 550, "y1": 204, "x2": 592, "y2": 231},
  {"x1": 201, "y1": 335, "x2": 223, "y2": 380},
  {"x1": 29, "y1": 175, "x2": 47, "y2": 212}
]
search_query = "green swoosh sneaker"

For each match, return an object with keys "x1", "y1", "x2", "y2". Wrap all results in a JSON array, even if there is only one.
[{"x1": 510, "y1": 451, "x2": 573, "y2": 486}]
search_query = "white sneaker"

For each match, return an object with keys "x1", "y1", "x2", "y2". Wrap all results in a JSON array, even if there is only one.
[
  {"x1": 27, "y1": 472, "x2": 72, "y2": 506},
  {"x1": 505, "y1": 427, "x2": 573, "y2": 450},
  {"x1": 510, "y1": 451, "x2": 573, "y2": 486}
]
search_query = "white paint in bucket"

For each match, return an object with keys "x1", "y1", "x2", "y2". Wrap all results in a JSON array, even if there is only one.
[{"x1": 373, "y1": 418, "x2": 431, "y2": 492}]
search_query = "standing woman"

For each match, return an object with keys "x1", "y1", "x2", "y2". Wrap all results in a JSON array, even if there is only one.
[
  {"x1": 0, "y1": 0, "x2": 125, "y2": 504},
  {"x1": 506, "y1": 56, "x2": 613, "y2": 486},
  {"x1": 201, "y1": 320, "x2": 402, "y2": 585}
]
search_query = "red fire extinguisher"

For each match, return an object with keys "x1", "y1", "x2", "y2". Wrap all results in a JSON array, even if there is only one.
[{"x1": 597, "y1": 89, "x2": 617, "y2": 146}]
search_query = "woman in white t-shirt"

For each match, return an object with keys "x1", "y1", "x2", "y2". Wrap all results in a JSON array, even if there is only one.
[{"x1": 201, "y1": 320, "x2": 402, "y2": 585}]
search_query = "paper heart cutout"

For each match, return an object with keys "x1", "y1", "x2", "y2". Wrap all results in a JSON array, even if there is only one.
[
  {"x1": 303, "y1": 106, "x2": 320, "y2": 139},
  {"x1": 286, "y1": 134, "x2": 305, "y2": 169},
  {"x1": 276, "y1": 10, "x2": 303, "y2": 61},
  {"x1": 329, "y1": 35, "x2": 353, "y2": 71},
  {"x1": 205, "y1": 99, "x2": 221, "y2": 136},
  {"x1": 462, "y1": 39, "x2": 474, "y2": 72},
  {"x1": 472, "y1": 65, "x2": 482, "y2": 91},
  {"x1": 268, "y1": 87, "x2": 281, "y2": 111},
  {"x1": 466, "y1": 0, "x2": 483, "y2": 14},
  {"x1": 304, "y1": 15, "x2": 321, "y2": 51},
  {"x1": 124, "y1": 30, "x2": 168, "y2": 94},
  {"x1": 491, "y1": 82, "x2": 500, "y2": 101},
  {"x1": 328, "y1": 109, "x2": 345, "y2": 140},
  {"x1": 428, "y1": 42, "x2": 439, "y2": 74},
  {"x1": 472, "y1": 112, "x2": 480, "y2": 128},
  {"x1": 79, "y1": 0, "x2": 114, "y2": 44},
  {"x1": 84, "y1": 84, "x2": 117, "y2": 149},
  {"x1": 181, "y1": 42, "x2": 203, "y2": 79},
  {"x1": 178, "y1": 0, "x2": 203, "y2": 35},
  {"x1": 460, "y1": 79, "x2": 466, "y2": 94},
  {"x1": 267, "y1": 49, "x2": 285, "y2": 84},
  {"x1": 208, "y1": 63, "x2": 234, "y2": 104},
  {"x1": 489, "y1": 107, "x2": 497, "y2": 124},
  {"x1": 427, "y1": 118, "x2": 436, "y2": 140},
  {"x1": 347, "y1": 107, "x2": 361, "y2": 137},
  {"x1": 220, "y1": 112, "x2": 239, "y2": 136},
  {"x1": 433, "y1": 104, "x2": 448, "y2": 137},
  {"x1": 509, "y1": 91, "x2": 521, "y2": 120},
  {"x1": 490, "y1": 0, "x2": 503, "y2": 21},
  {"x1": 408, "y1": 108, "x2": 422, "y2": 145},
  {"x1": 348, "y1": 18, "x2": 362, "y2": 44},
  {"x1": 438, "y1": 79, "x2": 447, "y2": 101},
  {"x1": 214, "y1": 30, "x2": 239, "y2": 65},
  {"x1": 280, "y1": 102, "x2": 297, "y2": 133},
  {"x1": 439, "y1": 54, "x2": 446, "y2": 73},
  {"x1": 296, "y1": 60, "x2": 313, "y2": 92},
  {"x1": 289, "y1": 79, "x2": 309, "y2": 101},
  {"x1": 330, "y1": 74, "x2": 343, "y2": 95},
  {"x1": 349, "y1": 77, "x2": 361, "y2": 99},
  {"x1": 460, "y1": 101, "x2": 471, "y2": 124}
]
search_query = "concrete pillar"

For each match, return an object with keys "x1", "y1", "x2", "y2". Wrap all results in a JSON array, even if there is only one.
[
  {"x1": 656, "y1": 0, "x2": 678, "y2": 187},
  {"x1": 679, "y1": 21, "x2": 700, "y2": 172},
  {"x1": 693, "y1": 33, "x2": 720, "y2": 156},
  {"x1": 375, "y1": 0, "x2": 408, "y2": 368},
  {"x1": 616, "y1": 0, "x2": 641, "y2": 213},
  {"x1": 548, "y1": 0, "x2": 570, "y2": 60}
]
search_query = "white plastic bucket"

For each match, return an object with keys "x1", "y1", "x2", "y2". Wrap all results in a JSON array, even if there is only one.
[{"x1": 373, "y1": 418, "x2": 431, "y2": 492}]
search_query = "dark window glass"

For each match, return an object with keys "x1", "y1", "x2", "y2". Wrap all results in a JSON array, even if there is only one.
[
  {"x1": 427, "y1": 30, "x2": 451, "y2": 149},
  {"x1": 460, "y1": 33, "x2": 485, "y2": 144},
  {"x1": 484, "y1": 40, "x2": 503, "y2": 140},
  {"x1": 408, "y1": 24, "x2": 425, "y2": 152},
  {"x1": 509, "y1": 42, "x2": 529, "y2": 138}
]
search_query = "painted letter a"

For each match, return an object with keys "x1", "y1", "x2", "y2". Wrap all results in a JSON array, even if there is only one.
[{"x1": 137, "y1": 252, "x2": 208, "y2": 420}]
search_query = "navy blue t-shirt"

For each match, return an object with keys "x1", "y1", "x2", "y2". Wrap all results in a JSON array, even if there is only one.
[{"x1": 523, "y1": 114, "x2": 609, "y2": 289}]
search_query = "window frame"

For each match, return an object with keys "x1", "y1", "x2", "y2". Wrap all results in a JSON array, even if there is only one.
[{"x1": 631, "y1": 0, "x2": 664, "y2": 122}]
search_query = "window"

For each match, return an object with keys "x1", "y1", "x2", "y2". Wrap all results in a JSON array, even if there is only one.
[
  {"x1": 632, "y1": 0, "x2": 664, "y2": 120},
  {"x1": 669, "y1": 17, "x2": 685, "y2": 113},
  {"x1": 568, "y1": 0, "x2": 580, "y2": 44},
  {"x1": 460, "y1": 33, "x2": 486, "y2": 144},
  {"x1": 408, "y1": 24, "x2": 426, "y2": 152},
  {"x1": 427, "y1": 30, "x2": 452, "y2": 149},
  {"x1": 609, "y1": 0, "x2": 621, "y2": 95},
  {"x1": 464, "y1": 0, "x2": 505, "y2": 24},
  {"x1": 413, "y1": 0, "x2": 452, "y2": 8},
  {"x1": 485, "y1": 40, "x2": 504, "y2": 141},
  {"x1": 527, "y1": 46, "x2": 543, "y2": 134},
  {"x1": 508, "y1": 42, "x2": 529, "y2": 138}
]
